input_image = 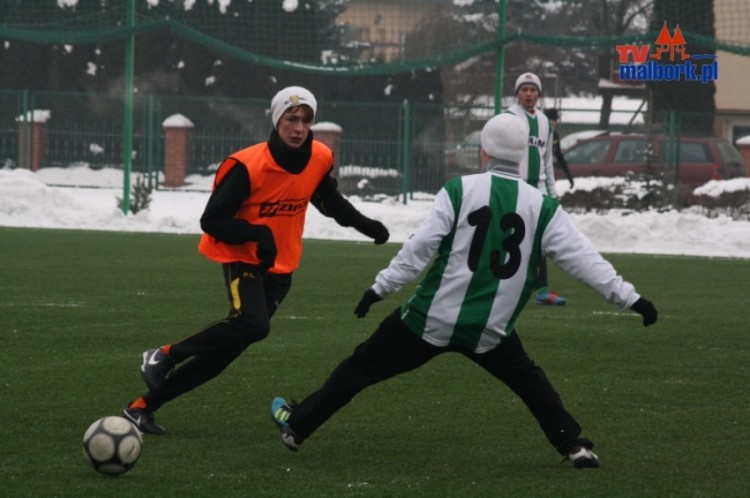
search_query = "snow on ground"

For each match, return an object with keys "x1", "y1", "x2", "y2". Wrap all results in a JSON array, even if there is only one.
[{"x1": 1, "y1": 167, "x2": 749, "y2": 259}]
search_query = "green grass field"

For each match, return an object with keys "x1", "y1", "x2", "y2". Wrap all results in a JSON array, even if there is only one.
[{"x1": 1, "y1": 227, "x2": 748, "y2": 497}]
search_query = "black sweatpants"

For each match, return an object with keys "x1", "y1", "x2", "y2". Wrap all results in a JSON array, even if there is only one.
[
  {"x1": 535, "y1": 257, "x2": 549, "y2": 290},
  {"x1": 288, "y1": 308, "x2": 583, "y2": 456},
  {"x1": 144, "y1": 262, "x2": 292, "y2": 411}
]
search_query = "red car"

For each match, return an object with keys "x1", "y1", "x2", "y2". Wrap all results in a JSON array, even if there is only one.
[{"x1": 563, "y1": 133, "x2": 745, "y2": 186}]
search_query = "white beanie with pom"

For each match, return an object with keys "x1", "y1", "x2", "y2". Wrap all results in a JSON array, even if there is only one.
[
  {"x1": 514, "y1": 72, "x2": 542, "y2": 94},
  {"x1": 480, "y1": 113, "x2": 529, "y2": 164},
  {"x1": 270, "y1": 86, "x2": 317, "y2": 129}
]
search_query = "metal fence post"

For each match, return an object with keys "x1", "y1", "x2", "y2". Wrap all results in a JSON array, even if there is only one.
[
  {"x1": 18, "y1": 90, "x2": 30, "y2": 170},
  {"x1": 121, "y1": 0, "x2": 136, "y2": 214},
  {"x1": 146, "y1": 95, "x2": 157, "y2": 190},
  {"x1": 400, "y1": 99, "x2": 412, "y2": 205},
  {"x1": 665, "y1": 110, "x2": 677, "y2": 184},
  {"x1": 494, "y1": 0, "x2": 507, "y2": 115},
  {"x1": 674, "y1": 112, "x2": 682, "y2": 186}
]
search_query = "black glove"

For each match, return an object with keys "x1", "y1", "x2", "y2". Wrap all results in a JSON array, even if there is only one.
[
  {"x1": 630, "y1": 297, "x2": 658, "y2": 327},
  {"x1": 247, "y1": 224, "x2": 277, "y2": 270},
  {"x1": 353, "y1": 215, "x2": 390, "y2": 245},
  {"x1": 354, "y1": 289, "x2": 383, "y2": 318}
]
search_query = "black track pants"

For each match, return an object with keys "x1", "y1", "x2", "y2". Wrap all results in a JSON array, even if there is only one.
[
  {"x1": 289, "y1": 308, "x2": 583, "y2": 455},
  {"x1": 145, "y1": 262, "x2": 291, "y2": 411}
]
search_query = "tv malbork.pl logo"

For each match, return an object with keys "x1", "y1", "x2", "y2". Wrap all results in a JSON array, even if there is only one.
[{"x1": 615, "y1": 22, "x2": 718, "y2": 84}]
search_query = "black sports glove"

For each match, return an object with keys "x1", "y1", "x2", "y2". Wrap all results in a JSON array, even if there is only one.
[
  {"x1": 630, "y1": 297, "x2": 658, "y2": 327},
  {"x1": 247, "y1": 224, "x2": 277, "y2": 270},
  {"x1": 354, "y1": 289, "x2": 383, "y2": 318},
  {"x1": 353, "y1": 215, "x2": 390, "y2": 245}
]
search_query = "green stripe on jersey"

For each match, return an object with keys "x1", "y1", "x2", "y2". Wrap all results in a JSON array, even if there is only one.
[
  {"x1": 449, "y1": 176, "x2": 519, "y2": 350},
  {"x1": 526, "y1": 114, "x2": 540, "y2": 187}
]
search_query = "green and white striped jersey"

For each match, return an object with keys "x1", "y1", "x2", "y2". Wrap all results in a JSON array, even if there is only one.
[
  {"x1": 371, "y1": 170, "x2": 640, "y2": 353},
  {"x1": 507, "y1": 103, "x2": 556, "y2": 197}
]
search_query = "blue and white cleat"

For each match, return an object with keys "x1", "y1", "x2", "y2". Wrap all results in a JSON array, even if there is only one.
[
  {"x1": 270, "y1": 397, "x2": 301, "y2": 452},
  {"x1": 535, "y1": 288, "x2": 567, "y2": 306}
]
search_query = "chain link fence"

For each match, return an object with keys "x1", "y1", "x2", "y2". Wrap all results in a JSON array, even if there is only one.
[{"x1": 3, "y1": 90, "x2": 748, "y2": 204}]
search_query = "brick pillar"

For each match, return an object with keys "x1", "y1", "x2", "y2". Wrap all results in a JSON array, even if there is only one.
[
  {"x1": 17, "y1": 111, "x2": 50, "y2": 172},
  {"x1": 737, "y1": 140, "x2": 750, "y2": 177},
  {"x1": 311, "y1": 122, "x2": 343, "y2": 174},
  {"x1": 162, "y1": 114, "x2": 194, "y2": 187}
]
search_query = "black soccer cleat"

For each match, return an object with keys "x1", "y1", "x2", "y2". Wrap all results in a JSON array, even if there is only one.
[
  {"x1": 565, "y1": 438, "x2": 600, "y2": 469},
  {"x1": 122, "y1": 406, "x2": 167, "y2": 435},
  {"x1": 141, "y1": 347, "x2": 175, "y2": 391}
]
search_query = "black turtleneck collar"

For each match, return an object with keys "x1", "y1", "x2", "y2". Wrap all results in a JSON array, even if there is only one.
[{"x1": 267, "y1": 129, "x2": 314, "y2": 174}]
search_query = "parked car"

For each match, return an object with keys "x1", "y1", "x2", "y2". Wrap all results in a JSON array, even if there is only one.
[
  {"x1": 445, "y1": 130, "x2": 482, "y2": 173},
  {"x1": 563, "y1": 133, "x2": 746, "y2": 186},
  {"x1": 559, "y1": 130, "x2": 607, "y2": 152}
]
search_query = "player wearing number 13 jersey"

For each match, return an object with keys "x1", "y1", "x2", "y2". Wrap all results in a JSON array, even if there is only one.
[
  {"x1": 392, "y1": 171, "x2": 573, "y2": 352},
  {"x1": 270, "y1": 113, "x2": 658, "y2": 469}
]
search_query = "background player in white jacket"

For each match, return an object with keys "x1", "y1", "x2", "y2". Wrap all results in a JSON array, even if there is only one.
[
  {"x1": 508, "y1": 72, "x2": 567, "y2": 305},
  {"x1": 507, "y1": 72, "x2": 556, "y2": 197},
  {"x1": 270, "y1": 113, "x2": 658, "y2": 469}
]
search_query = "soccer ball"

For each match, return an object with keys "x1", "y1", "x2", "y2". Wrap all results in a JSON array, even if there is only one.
[{"x1": 82, "y1": 416, "x2": 143, "y2": 476}]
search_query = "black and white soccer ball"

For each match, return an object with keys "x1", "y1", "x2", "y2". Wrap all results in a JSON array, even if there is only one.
[{"x1": 82, "y1": 416, "x2": 143, "y2": 476}]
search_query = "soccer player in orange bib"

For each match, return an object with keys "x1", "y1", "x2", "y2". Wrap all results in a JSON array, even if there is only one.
[{"x1": 123, "y1": 86, "x2": 389, "y2": 434}]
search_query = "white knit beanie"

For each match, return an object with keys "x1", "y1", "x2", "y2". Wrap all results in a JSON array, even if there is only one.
[
  {"x1": 514, "y1": 72, "x2": 542, "y2": 94},
  {"x1": 480, "y1": 113, "x2": 529, "y2": 164},
  {"x1": 270, "y1": 86, "x2": 317, "y2": 129}
]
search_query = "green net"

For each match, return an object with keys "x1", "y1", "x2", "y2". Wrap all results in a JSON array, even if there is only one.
[
  {"x1": 2, "y1": 0, "x2": 749, "y2": 76},
  {"x1": 3, "y1": 1, "x2": 750, "y2": 109},
  {"x1": 2, "y1": 1, "x2": 750, "y2": 198}
]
